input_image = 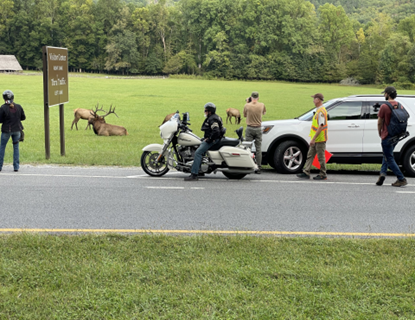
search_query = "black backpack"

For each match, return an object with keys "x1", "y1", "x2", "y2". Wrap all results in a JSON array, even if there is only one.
[{"x1": 385, "y1": 101, "x2": 410, "y2": 138}]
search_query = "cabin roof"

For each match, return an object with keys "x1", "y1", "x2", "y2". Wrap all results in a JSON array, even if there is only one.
[{"x1": 0, "y1": 55, "x2": 23, "y2": 71}]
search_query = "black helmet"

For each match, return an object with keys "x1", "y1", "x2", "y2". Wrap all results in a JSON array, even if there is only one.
[
  {"x1": 3, "y1": 90, "x2": 14, "y2": 102},
  {"x1": 204, "y1": 102, "x2": 216, "y2": 114}
]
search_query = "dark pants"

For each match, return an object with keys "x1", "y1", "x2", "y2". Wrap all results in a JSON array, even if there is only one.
[
  {"x1": 380, "y1": 137, "x2": 405, "y2": 181},
  {"x1": 191, "y1": 139, "x2": 220, "y2": 175},
  {"x1": 0, "y1": 131, "x2": 21, "y2": 171}
]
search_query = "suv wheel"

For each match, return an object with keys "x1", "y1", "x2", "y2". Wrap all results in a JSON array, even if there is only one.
[
  {"x1": 403, "y1": 144, "x2": 415, "y2": 177},
  {"x1": 274, "y1": 140, "x2": 306, "y2": 174}
]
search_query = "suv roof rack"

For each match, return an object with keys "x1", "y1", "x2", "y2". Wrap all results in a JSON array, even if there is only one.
[{"x1": 348, "y1": 94, "x2": 415, "y2": 98}]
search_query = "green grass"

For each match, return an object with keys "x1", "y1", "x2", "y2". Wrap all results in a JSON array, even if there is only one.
[
  {"x1": 1, "y1": 234, "x2": 414, "y2": 319},
  {"x1": 2, "y1": 73, "x2": 415, "y2": 169}
]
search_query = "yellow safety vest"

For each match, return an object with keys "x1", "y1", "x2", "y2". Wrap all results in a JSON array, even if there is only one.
[{"x1": 310, "y1": 107, "x2": 328, "y2": 142}]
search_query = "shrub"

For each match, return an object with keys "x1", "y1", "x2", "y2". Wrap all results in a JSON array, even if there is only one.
[{"x1": 393, "y1": 82, "x2": 415, "y2": 90}]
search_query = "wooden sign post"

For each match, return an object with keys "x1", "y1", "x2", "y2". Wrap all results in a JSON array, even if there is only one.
[{"x1": 42, "y1": 46, "x2": 69, "y2": 159}]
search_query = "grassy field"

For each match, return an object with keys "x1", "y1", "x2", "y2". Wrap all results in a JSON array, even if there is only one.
[
  {"x1": 1, "y1": 233, "x2": 415, "y2": 319},
  {"x1": 3, "y1": 72, "x2": 415, "y2": 169}
]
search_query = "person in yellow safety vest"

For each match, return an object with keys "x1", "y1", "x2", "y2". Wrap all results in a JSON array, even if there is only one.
[{"x1": 296, "y1": 93, "x2": 328, "y2": 180}]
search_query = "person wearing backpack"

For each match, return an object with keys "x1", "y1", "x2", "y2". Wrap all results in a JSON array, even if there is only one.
[
  {"x1": 0, "y1": 90, "x2": 26, "y2": 172},
  {"x1": 376, "y1": 86, "x2": 408, "y2": 187}
]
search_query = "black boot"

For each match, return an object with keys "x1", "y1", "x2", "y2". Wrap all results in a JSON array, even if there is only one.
[{"x1": 184, "y1": 174, "x2": 199, "y2": 181}]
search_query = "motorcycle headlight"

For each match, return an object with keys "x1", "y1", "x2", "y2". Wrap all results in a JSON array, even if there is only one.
[{"x1": 262, "y1": 125, "x2": 274, "y2": 134}]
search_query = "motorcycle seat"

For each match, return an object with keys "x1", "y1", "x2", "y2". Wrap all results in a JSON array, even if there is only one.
[{"x1": 209, "y1": 137, "x2": 240, "y2": 151}]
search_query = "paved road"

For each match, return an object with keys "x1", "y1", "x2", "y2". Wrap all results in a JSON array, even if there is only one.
[{"x1": 1, "y1": 164, "x2": 414, "y2": 237}]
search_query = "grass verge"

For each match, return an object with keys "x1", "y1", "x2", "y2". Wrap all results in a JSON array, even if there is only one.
[{"x1": 1, "y1": 233, "x2": 415, "y2": 319}]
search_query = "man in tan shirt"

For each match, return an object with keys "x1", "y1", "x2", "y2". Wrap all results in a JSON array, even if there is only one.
[{"x1": 244, "y1": 91, "x2": 266, "y2": 173}]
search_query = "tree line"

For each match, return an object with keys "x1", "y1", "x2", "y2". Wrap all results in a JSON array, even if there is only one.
[{"x1": 1, "y1": 0, "x2": 415, "y2": 86}]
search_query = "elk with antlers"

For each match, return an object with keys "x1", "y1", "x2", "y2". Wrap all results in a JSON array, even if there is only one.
[
  {"x1": 226, "y1": 108, "x2": 241, "y2": 124},
  {"x1": 89, "y1": 104, "x2": 128, "y2": 136},
  {"x1": 71, "y1": 108, "x2": 104, "y2": 130}
]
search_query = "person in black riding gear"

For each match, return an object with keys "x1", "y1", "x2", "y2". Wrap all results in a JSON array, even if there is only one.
[
  {"x1": 0, "y1": 90, "x2": 26, "y2": 172},
  {"x1": 184, "y1": 102, "x2": 224, "y2": 181}
]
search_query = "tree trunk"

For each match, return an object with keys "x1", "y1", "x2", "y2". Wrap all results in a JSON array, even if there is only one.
[{"x1": 198, "y1": 40, "x2": 202, "y2": 69}]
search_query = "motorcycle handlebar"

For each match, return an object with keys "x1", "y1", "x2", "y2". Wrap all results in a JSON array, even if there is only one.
[{"x1": 179, "y1": 123, "x2": 192, "y2": 132}]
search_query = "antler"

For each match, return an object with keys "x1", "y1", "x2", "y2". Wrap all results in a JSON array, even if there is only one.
[
  {"x1": 102, "y1": 104, "x2": 119, "y2": 118},
  {"x1": 90, "y1": 102, "x2": 106, "y2": 117}
]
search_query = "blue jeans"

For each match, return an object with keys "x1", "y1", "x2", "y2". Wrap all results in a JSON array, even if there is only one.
[
  {"x1": 0, "y1": 131, "x2": 21, "y2": 171},
  {"x1": 380, "y1": 137, "x2": 405, "y2": 181},
  {"x1": 191, "y1": 139, "x2": 220, "y2": 175}
]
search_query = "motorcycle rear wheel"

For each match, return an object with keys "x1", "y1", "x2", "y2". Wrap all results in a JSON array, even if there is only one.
[
  {"x1": 141, "y1": 151, "x2": 170, "y2": 176},
  {"x1": 222, "y1": 172, "x2": 246, "y2": 180}
]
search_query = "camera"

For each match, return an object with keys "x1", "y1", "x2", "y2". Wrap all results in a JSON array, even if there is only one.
[{"x1": 246, "y1": 97, "x2": 252, "y2": 103}]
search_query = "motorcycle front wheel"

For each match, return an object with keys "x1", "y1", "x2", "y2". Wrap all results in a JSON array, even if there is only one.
[
  {"x1": 222, "y1": 172, "x2": 246, "y2": 180},
  {"x1": 141, "y1": 151, "x2": 170, "y2": 177}
]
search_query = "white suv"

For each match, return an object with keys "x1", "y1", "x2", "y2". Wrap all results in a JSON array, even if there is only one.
[{"x1": 260, "y1": 95, "x2": 415, "y2": 177}]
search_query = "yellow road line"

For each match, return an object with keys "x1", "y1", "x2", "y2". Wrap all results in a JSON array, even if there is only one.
[{"x1": 0, "y1": 228, "x2": 414, "y2": 237}]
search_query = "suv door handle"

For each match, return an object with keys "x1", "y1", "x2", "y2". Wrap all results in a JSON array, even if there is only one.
[{"x1": 348, "y1": 124, "x2": 360, "y2": 128}]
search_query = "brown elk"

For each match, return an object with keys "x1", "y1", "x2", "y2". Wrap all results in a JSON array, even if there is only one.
[
  {"x1": 160, "y1": 112, "x2": 175, "y2": 126},
  {"x1": 88, "y1": 105, "x2": 128, "y2": 136},
  {"x1": 226, "y1": 108, "x2": 241, "y2": 124},
  {"x1": 71, "y1": 108, "x2": 104, "y2": 130}
]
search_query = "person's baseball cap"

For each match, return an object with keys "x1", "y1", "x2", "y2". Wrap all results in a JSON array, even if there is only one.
[
  {"x1": 311, "y1": 93, "x2": 324, "y2": 101},
  {"x1": 381, "y1": 86, "x2": 396, "y2": 94},
  {"x1": 251, "y1": 91, "x2": 259, "y2": 99}
]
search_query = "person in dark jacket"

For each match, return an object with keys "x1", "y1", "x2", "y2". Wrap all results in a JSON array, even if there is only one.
[
  {"x1": 0, "y1": 90, "x2": 26, "y2": 172},
  {"x1": 184, "y1": 102, "x2": 224, "y2": 181}
]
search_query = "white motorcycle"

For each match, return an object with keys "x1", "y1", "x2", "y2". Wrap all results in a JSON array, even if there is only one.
[{"x1": 141, "y1": 112, "x2": 258, "y2": 179}]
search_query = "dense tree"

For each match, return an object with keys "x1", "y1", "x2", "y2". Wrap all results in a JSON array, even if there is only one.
[
  {"x1": 162, "y1": 50, "x2": 196, "y2": 74},
  {"x1": 0, "y1": 0, "x2": 414, "y2": 85},
  {"x1": 318, "y1": 4, "x2": 355, "y2": 62},
  {"x1": 355, "y1": 13, "x2": 395, "y2": 84},
  {"x1": 398, "y1": 15, "x2": 415, "y2": 43},
  {"x1": 0, "y1": 0, "x2": 14, "y2": 40},
  {"x1": 64, "y1": 0, "x2": 96, "y2": 71},
  {"x1": 377, "y1": 34, "x2": 412, "y2": 84},
  {"x1": 407, "y1": 44, "x2": 415, "y2": 83},
  {"x1": 105, "y1": 7, "x2": 140, "y2": 74}
]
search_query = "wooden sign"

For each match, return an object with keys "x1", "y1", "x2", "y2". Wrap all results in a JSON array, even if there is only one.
[{"x1": 45, "y1": 46, "x2": 69, "y2": 107}]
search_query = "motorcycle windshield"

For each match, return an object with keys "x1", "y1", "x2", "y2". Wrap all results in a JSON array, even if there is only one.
[{"x1": 160, "y1": 118, "x2": 178, "y2": 139}]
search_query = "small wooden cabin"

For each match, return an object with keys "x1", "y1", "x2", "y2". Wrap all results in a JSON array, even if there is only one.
[{"x1": 0, "y1": 55, "x2": 23, "y2": 72}]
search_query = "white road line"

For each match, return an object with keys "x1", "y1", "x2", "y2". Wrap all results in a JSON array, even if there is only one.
[
  {"x1": 145, "y1": 186, "x2": 205, "y2": 190},
  {"x1": 2, "y1": 172, "x2": 413, "y2": 188},
  {"x1": 126, "y1": 175, "x2": 149, "y2": 178},
  {"x1": 146, "y1": 186, "x2": 184, "y2": 189},
  {"x1": 259, "y1": 180, "x2": 375, "y2": 186},
  {"x1": 396, "y1": 191, "x2": 415, "y2": 194},
  {"x1": 3, "y1": 173, "x2": 125, "y2": 179},
  {"x1": 126, "y1": 172, "x2": 184, "y2": 178}
]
